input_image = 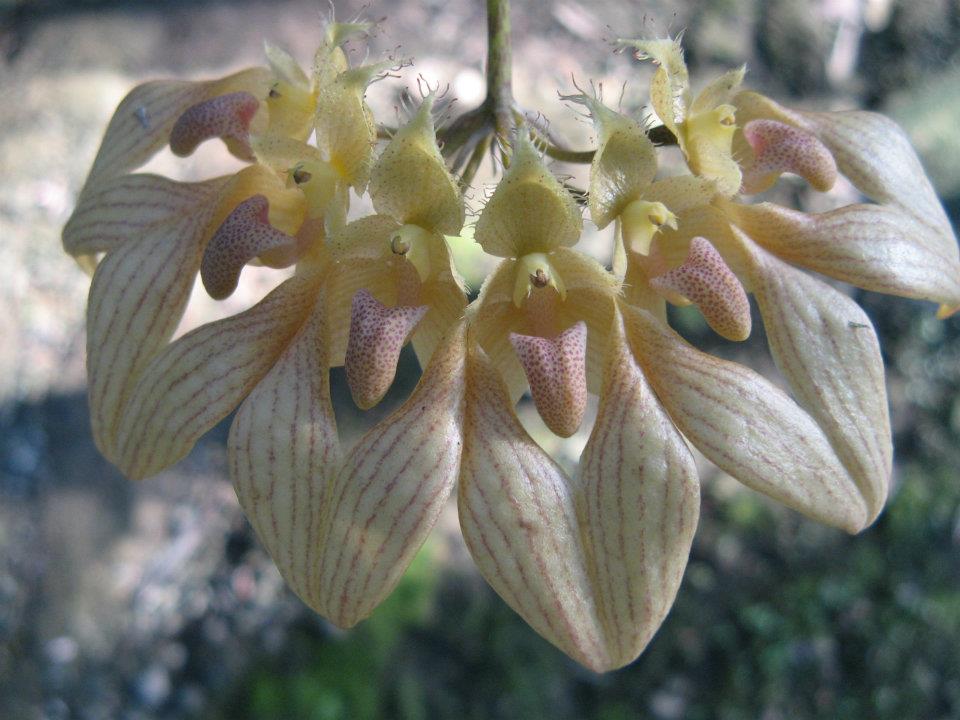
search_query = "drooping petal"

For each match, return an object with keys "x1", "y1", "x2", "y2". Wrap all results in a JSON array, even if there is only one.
[
  {"x1": 576, "y1": 313, "x2": 699, "y2": 670},
  {"x1": 368, "y1": 92, "x2": 464, "y2": 235},
  {"x1": 230, "y1": 287, "x2": 340, "y2": 607},
  {"x1": 737, "y1": 231, "x2": 891, "y2": 523},
  {"x1": 84, "y1": 176, "x2": 231, "y2": 460},
  {"x1": 726, "y1": 201, "x2": 960, "y2": 308},
  {"x1": 63, "y1": 174, "x2": 218, "y2": 257},
  {"x1": 621, "y1": 303, "x2": 868, "y2": 533},
  {"x1": 200, "y1": 195, "x2": 299, "y2": 300},
  {"x1": 510, "y1": 321, "x2": 588, "y2": 438},
  {"x1": 458, "y1": 346, "x2": 609, "y2": 672},
  {"x1": 169, "y1": 91, "x2": 262, "y2": 161},
  {"x1": 474, "y1": 130, "x2": 582, "y2": 258},
  {"x1": 114, "y1": 270, "x2": 324, "y2": 479},
  {"x1": 649, "y1": 236, "x2": 752, "y2": 341},
  {"x1": 740, "y1": 119, "x2": 838, "y2": 195},
  {"x1": 344, "y1": 289, "x2": 428, "y2": 410},
  {"x1": 84, "y1": 69, "x2": 271, "y2": 187},
  {"x1": 316, "y1": 321, "x2": 467, "y2": 627}
]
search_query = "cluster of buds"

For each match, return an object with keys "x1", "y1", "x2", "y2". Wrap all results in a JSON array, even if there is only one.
[{"x1": 63, "y1": 20, "x2": 960, "y2": 672}]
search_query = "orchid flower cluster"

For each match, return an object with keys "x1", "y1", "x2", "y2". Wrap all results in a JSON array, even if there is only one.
[{"x1": 62, "y1": 19, "x2": 960, "y2": 672}]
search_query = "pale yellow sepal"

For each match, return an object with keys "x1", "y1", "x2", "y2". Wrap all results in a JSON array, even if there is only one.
[
  {"x1": 369, "y1": 92, "x2": 464, "y2": 236},
  {"x1": 314, "y1": 321, "x2": 468, "y2": 627},
  {"x1": 475, "y1": 129, "x2": 582, "y2": 258},
  {"x1": 84, "y1": 177, "x2": 232, "y2": 461}
]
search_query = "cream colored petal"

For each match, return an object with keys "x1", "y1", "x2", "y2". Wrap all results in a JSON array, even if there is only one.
[
  {"x1": 458, "y1": 346, "x2": 609, "y2": 672},
  {"x1": 727, "y1": 201, "x2": 960, "y2": 308},
  {"x1": 63, "y1": 174, "x2": 224, "y2": 257},
  {"x1": 622, "y1": 304, "x2": 868, "y2": 533},
  {"x1": 85, "y1": 69, "x2": 271, "y2": 188},
  {"x1": 114, "y1": 271, "x2": 323, "y2": 479},
  {"x1": 230, "y1": 288, "x2": 340, "y2": 608},
  {"x1": 84, "y1": 177, "x2": 230, "y2": 461},
  {"x1": 316, "y1": 321, "x2": 467, "y2": 627},
  {"x1": 738, "y1": 231, "x2": 891, "y2": 524},
  {"x1": 576, "y1": 313, "x2": 699, "y2": 670}
]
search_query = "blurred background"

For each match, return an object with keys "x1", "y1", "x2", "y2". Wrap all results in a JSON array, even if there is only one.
[{"x1": 2, "y1": 0, "x2": 960, "y2": 718}]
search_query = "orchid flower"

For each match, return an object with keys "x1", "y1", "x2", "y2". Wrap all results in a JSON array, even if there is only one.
[{"x1": 62, "y1": 23, "x2": 960, "y2": 674}]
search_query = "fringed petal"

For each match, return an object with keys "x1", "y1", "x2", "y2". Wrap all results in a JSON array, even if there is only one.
[
  {"x1": 622, "y1": 303, "x2": 869, "y2": 533},
  {"x1": 458, "y1": 346, "x2": 609, "y2": 672},
  {"x1": 114, "y1": 270, "x2": 324, "y2": 479},
  {"x1": 737, "y1": 231, "x2": 892, "y2": 523},
  {"x1": 576, "y1": 313, "x2": 699, "y2": 670},
  {"x1": 315, "y1": 322, "x2": 467, "y2": 627},
  {"x1": 475, "y1": 130, "x2": 582, "y2": 258},
  {"x1": 368, "y1": 92, "x2": 464, "y2": 235}
]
